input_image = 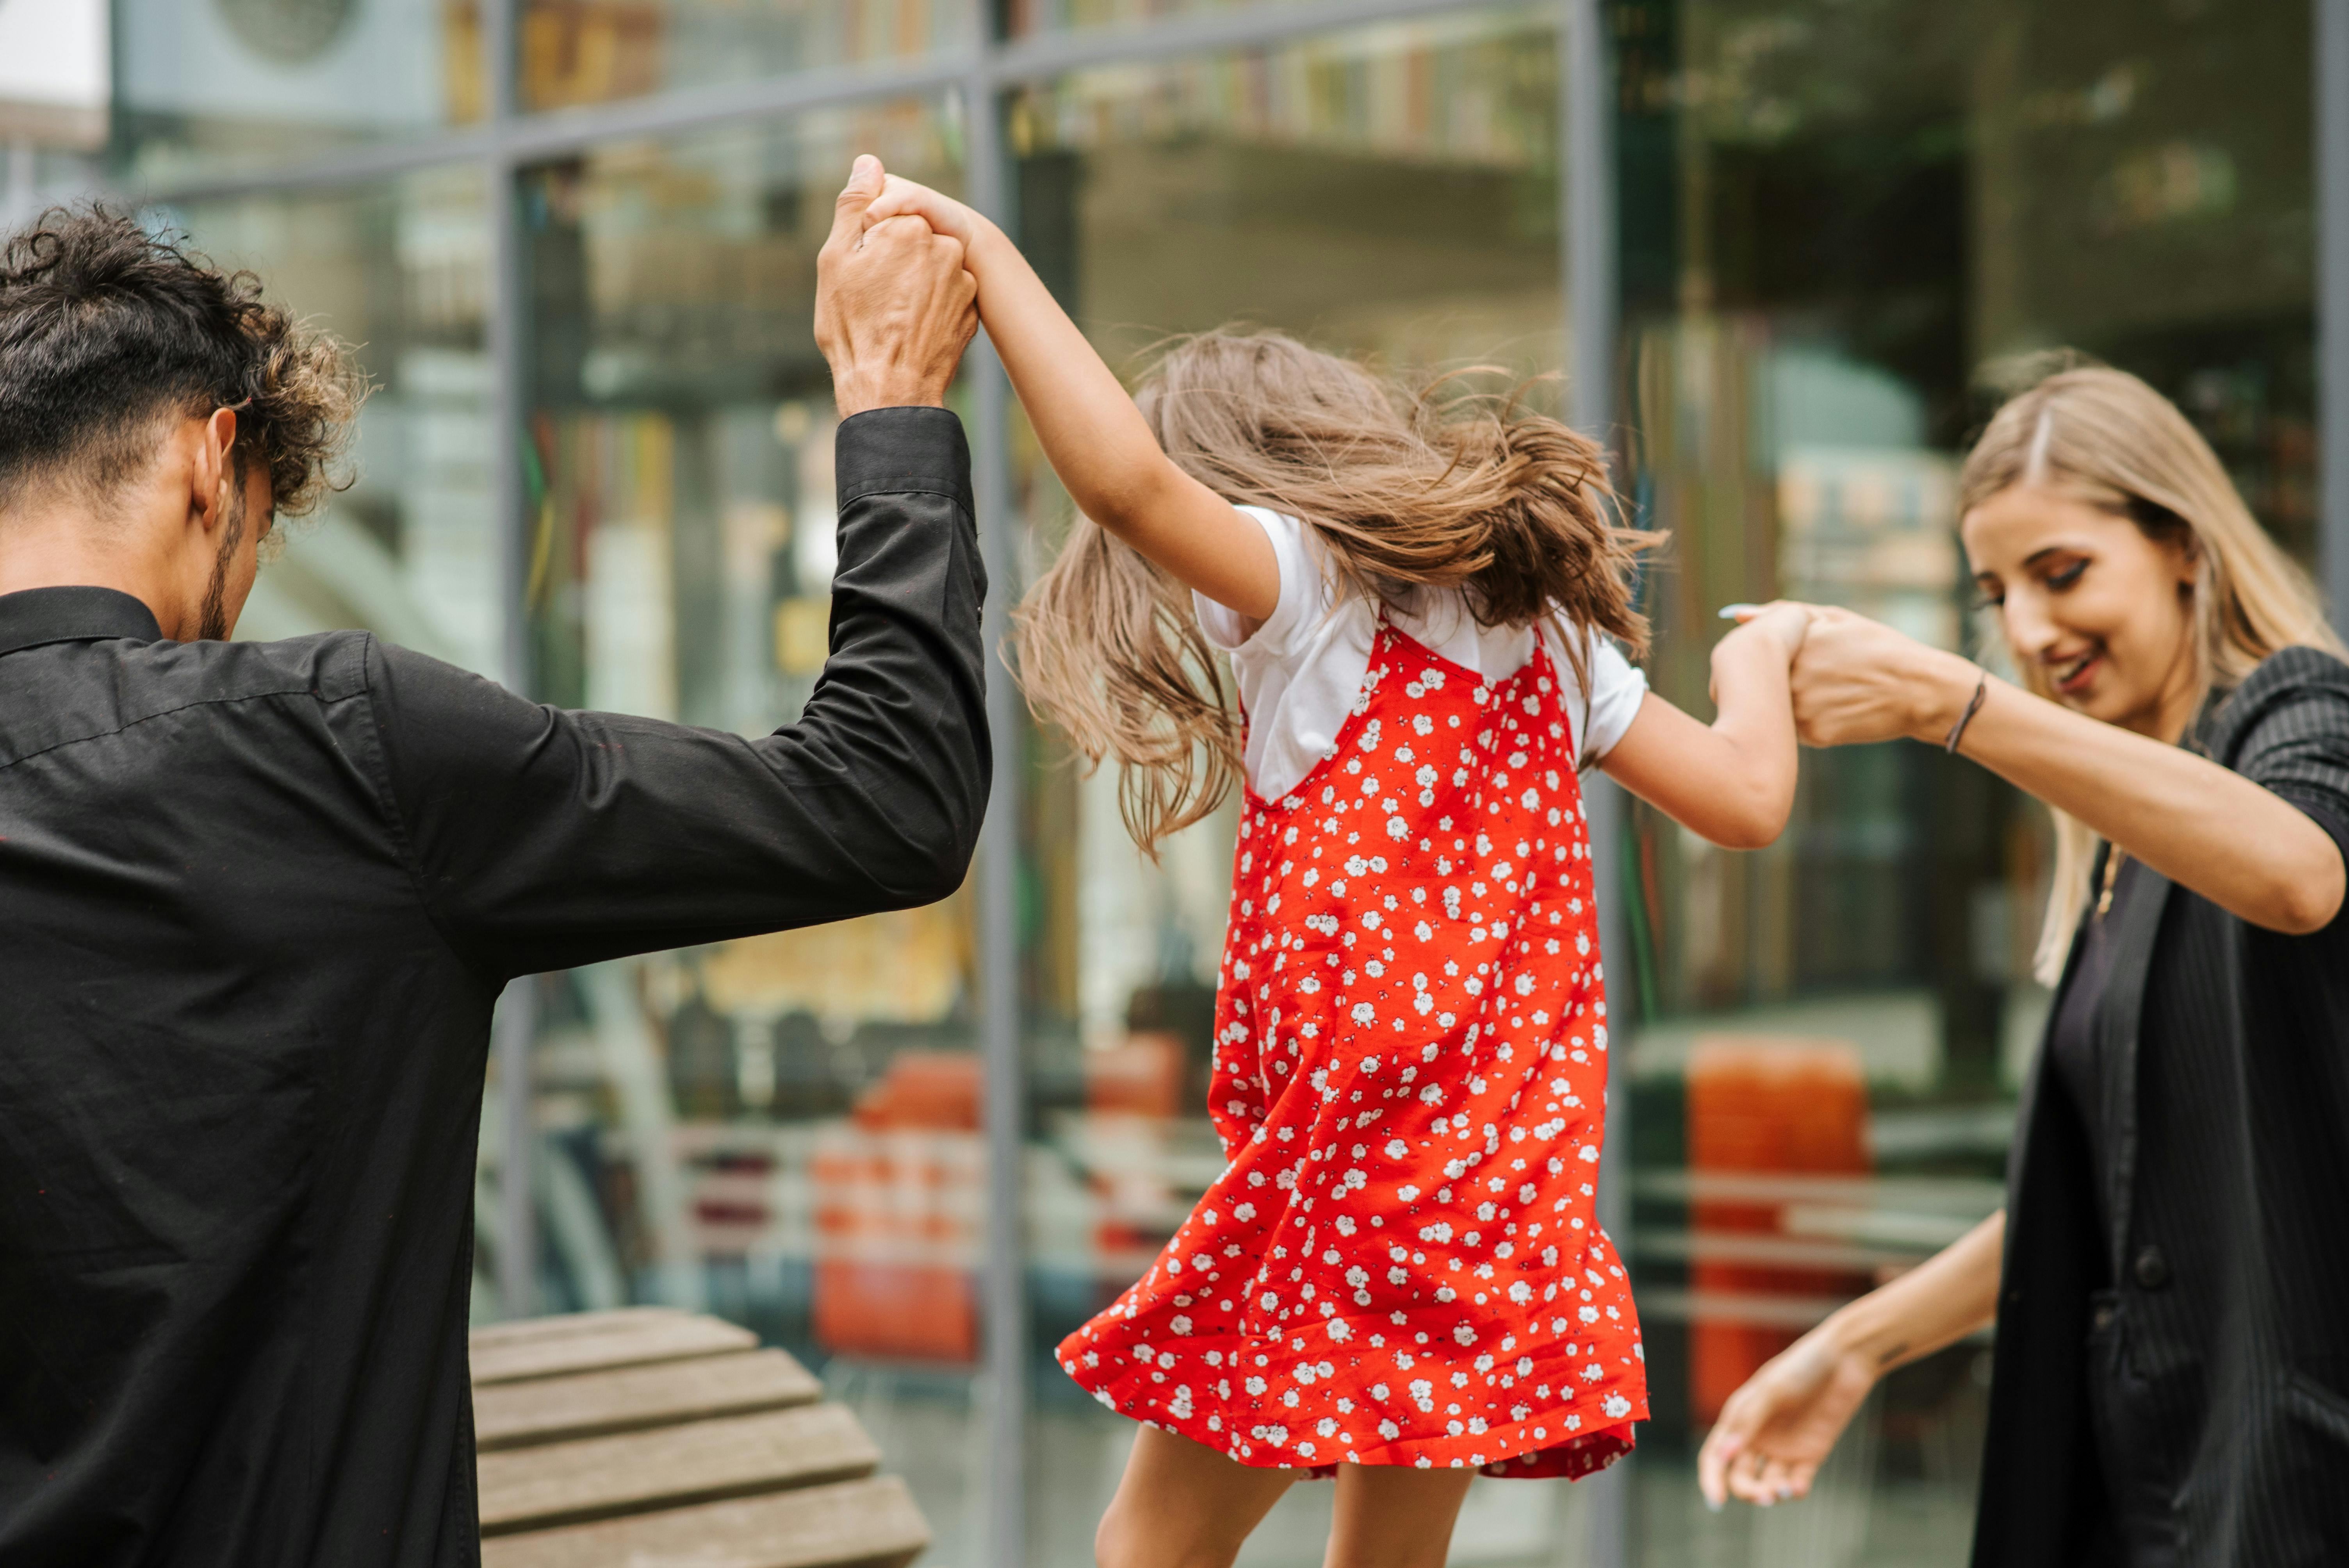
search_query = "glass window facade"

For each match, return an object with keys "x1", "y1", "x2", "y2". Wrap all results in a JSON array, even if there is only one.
[
  {"x1": 1614, "y1": 3, "x2": 2313, "y2": 1563},
  {"x1": 519, "y1": 0, "x2": 974, "y2": 111},
  {"x1": 166, "y1": 171, "x2": 499, "y2": 674},
  {"x1": 1002, "y1": 16, "x2": 1588, "y2": 1561},
  {"x1": 114, "y1": 0, "x2": 485, "y2": 183},
  {"x1": 109, "y1": 0, "x2": 2333, "y2": 1564},
  {"x1": 511, "y1": 101, "x2": 987, "y2": 1545}
]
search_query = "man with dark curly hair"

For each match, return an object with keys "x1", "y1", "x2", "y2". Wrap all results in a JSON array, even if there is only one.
[{"x1": 0, "y1": 160, "x2": 985, "y2": 1567}]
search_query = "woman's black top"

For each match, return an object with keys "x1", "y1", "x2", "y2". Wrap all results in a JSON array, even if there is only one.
[
  {"x1": 1973, "y1": 647, "x2": 2349, "y2": 1568},
  {"x1": 2046, "y1": 851, "x2": 2144, "y2": 1215}
]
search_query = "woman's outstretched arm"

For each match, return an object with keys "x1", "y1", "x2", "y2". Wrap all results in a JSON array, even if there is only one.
[
  {"x1": 1780, "y1": 606, "x2": 2344, "y2": 933},
  {"x1": 1697, "y1": 1210, "x2": 2005, "y2": 1509},
  {"x1": 859, "y1": 171, "x2": 1280, "y2": 623}
]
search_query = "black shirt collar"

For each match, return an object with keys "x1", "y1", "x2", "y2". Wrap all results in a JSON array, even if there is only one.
[{"x1": 0, "y1": 586, "x2": 165, "y2": 658}]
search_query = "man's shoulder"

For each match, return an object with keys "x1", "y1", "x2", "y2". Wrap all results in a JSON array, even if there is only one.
[
  {"x1": 211, "y1": 631, "x2": 503, "y2": 703},
  {"x1": 0, "y1": 631, "x2": 387, "y2": 779},
  {"x1": 207, "y1": 628, "x2": 380, "y2": 702}
]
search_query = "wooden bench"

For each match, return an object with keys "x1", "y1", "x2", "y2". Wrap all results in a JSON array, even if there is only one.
[{"x1": 471, "y1": 1308, "x2": 930, "y2": 1568}]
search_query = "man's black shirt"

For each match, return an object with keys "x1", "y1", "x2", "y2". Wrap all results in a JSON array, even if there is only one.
[{"x1": 0, "y1": 407, "x2": 987, "y2": 1566}]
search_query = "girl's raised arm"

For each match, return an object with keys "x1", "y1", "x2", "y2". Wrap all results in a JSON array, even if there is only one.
[
  {"x1": 1600, "y1": 603, "x2": 1809, "y2": 849},
  {"x1": 861, "y1": 171, "x2": 1280, "y2": 622}
]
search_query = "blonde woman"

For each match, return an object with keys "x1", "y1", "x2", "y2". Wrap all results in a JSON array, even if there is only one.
[{"x1": 1700, "y1": 364, "x2": 2349, "y2": 1566}]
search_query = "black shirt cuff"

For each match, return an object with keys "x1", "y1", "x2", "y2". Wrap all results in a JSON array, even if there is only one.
[{"x1": 836, "y1": 406, "x2": 973, "y2": 516}]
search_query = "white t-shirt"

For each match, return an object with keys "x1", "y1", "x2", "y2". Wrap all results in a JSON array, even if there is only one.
[{"x1": 1193, "y1": 507, "x2": 1650, "y2": 802}]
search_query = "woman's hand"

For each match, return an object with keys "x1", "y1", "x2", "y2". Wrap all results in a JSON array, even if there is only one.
[
  {"x1": 1752, "y1": 603, "x2": 1980, "y2": 748},
  {"x1": 1697, "y1": 1328, "x2": 1880, "y2": 1508},
  {"x1": 1697, "y1": 1209, "x2": 2006, "y2": 1511}
]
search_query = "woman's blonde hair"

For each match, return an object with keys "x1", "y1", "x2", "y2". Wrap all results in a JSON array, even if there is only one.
[
  {"x1": 1960, "y1": 361, "x2": 2344, "y2": 982},
  {"x1": 1014, "y1": 329, "x2": 1655, "y2": 853}
]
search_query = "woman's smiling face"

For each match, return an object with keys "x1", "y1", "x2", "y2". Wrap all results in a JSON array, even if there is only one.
[{"x1": 1961, "y1": 483, "x2": 2201, "y2": 739}]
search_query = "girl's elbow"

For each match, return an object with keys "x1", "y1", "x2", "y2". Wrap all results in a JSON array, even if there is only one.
[
  {"x1": 1677, "y1": 797, "x2": 1782, "y2": 852},
  {"x1": 1715, "y1": 784, "x2": 1795, "y2": 851},
  {"x1": 1713, "y1": 812, "x2": 1785, "y2": 853},
  {"x1": 1082, "y1": 467, "x2": 1176, "y2": 538}
]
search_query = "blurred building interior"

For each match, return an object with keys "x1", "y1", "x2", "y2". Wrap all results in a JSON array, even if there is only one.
[{"x1": 32, "y1": 0, "x2": 2344, "y2": 1562}]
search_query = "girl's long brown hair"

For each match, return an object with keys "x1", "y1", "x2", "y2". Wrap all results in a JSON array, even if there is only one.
[{"x1": 1014, "y1": 329, "x2": 1656, "y2": 853}]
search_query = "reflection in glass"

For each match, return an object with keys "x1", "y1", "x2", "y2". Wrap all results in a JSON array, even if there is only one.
[
  {"x1": 1613, "y1": 1, "x2": 2310, "y2": 1561},
  {"x1": 1005, "y1": 14, "x2": 1583, "y2": 1563},
  {"x1": 1006, "y1": 0, "x2": 1285, "y2": 39},
  {"x1": 518, "y1": 0, "x2": 974, "y2": 113},
  {"x1": 113, "y1": 0, "x2": 484, "y2": 184},
  {"x1": 516, "y1": 101, "x2": 985, "y2": 1559},
  {"x1": 174, "y1": 169, "x2": 498, "y2": 675}
]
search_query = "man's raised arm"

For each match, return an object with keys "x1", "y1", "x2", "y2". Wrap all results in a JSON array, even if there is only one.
[{"x1": 356, "y1": 157, "x2": 992, "y2": 978}]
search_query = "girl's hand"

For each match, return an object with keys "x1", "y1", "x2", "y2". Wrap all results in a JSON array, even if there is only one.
[
  {"x1": 1706, "y1": 599, "x2": 1811, "y2": 715},
  {"x1": 840, "y1": 156, "x2": 1283, "y2": 622},
  {"x1": 1607, "y1": 596, "x2": 1808, "y2": 849},
  {"x1": 861, "y1": 172, "x2": 989, "y2": 251},
  {"x1": 1696, "y1": 1327, "x2": 1878, "y2": 1509},
  {"x1": 1720, "y1": 599, "x2": 1815, "y2": 662}
]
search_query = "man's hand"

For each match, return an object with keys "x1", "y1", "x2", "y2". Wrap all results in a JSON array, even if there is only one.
[{"x1": 814, "y1": 155, "x2": 980, "y2": 417}]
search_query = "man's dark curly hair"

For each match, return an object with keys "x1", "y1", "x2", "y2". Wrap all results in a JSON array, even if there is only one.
[{"x1": 0, "y1": 204, "x2": 365, "y2": 517}]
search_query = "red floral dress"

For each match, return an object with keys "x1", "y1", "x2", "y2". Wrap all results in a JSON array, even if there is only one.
[{"x1": 1059, "y1": 621, "x2": 1647, "y2": 1476}]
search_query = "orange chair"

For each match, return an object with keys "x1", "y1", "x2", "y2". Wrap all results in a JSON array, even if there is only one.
[
  {"x1": 1684, "y1": 1039, "x2": 1872, "y2": 1425},
  {"x1": 811, "y1": 1053, "x2": 983, "y2": 1363}
]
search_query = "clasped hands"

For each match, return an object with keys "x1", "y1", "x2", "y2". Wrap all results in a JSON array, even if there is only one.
[
  {"x1": 813, "y1": 155, "x2": 983, "y2": 417},
  {"x1": 1729, "y1": 601, "x2": 1984, "y2": 749}
]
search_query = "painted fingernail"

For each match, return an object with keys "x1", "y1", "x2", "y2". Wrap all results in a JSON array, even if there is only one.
[
  {"x1": 1718, "y1": 603, "x2": 1759, "y2": 619},
  {"x1": 1705, "y1": 1496, "x2": 1723, "y2": 1513}
]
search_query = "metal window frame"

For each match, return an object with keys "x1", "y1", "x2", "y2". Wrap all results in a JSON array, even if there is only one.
[
  {"x1": 119, "y1": 0, "x2": 1623, "y2": 1562},
  {"x1": 1563, "y1": 5, "x2": 1629, "y2": 1562}
]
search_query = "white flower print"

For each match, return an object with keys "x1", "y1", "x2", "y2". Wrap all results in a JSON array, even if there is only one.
[{"x1": 1055, "y1": 627, "x2": 1641, "y2": 1483}]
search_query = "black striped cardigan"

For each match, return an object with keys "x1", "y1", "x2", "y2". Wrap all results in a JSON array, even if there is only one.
[{"x1": 1974, "y1": 645, "x2": 2349, "y2": 1568}]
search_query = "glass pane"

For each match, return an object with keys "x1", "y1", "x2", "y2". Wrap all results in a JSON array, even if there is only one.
[
  {"x1": 166, "y1": 171, "x2": 499, "y2": 676},
  {"x1": 112, "y1": 0, "x2": 486, "y2": 184},
  {"x1": 1006, "y1": 0, "x2": 1287, "y2": 40},
  {"x1": 518, "y1": 0, "x2": 976, "y2": 114},
  {"x1": 1613, "y1": 0, "x2": 2310, "y2": 1561},
  {"x1": 1006, "y1": 12, "x2": 1584, "y2": 1563},
  {"x1": 517, "y1": 101, "x2": 984, "y2": 1557}
]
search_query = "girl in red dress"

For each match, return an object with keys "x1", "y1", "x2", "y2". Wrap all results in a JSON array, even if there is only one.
[{"x1": 861, "y1": 167, "x2": 1813, "y2": 1568}]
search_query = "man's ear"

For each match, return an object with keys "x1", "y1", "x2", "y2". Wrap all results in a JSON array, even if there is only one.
[{"x1": 191, "y1": 406, "x2": 241, "y2": 535}]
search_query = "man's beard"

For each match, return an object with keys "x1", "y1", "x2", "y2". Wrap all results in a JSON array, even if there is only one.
[{"x1": 196, "y1": 484, "x2": 249, "y2": 642}]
